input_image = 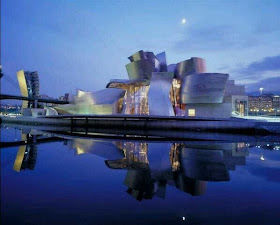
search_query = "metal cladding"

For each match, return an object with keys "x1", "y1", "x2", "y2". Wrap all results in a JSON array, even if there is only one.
[
  {"x1": 174, "y1": 57, "x2": 206, "y2": 79},
  {"x1": 54, "y1": 88, "x2": 125, "y2": 115},
  {"x1": 89, "y1": 88, "x2": 126, "y2": 104},
  {"x1": 167, "y1": 64, "x2": 176, "y2": 72},
  {"x1": 126, "y1": 50, "x2": 161, "y2": 80},
  {"x1": 148, "y1": 72, "x2": 175, "y2": 116},
  {"x1": 180, "y1": 73, "x2": 229, "y2": 104},
  {"x1": 156, "y1": 52, "x2": 168, "y2": 72},
  {"x1": 106, "y1": 79, "x2": 150, "y2": 89},
  {"x1": 128, "y1": 50, "x2": 147, "y2": 62},
  {"x1": 126, "y1": 59, "x2": 156, "y2": 80}
]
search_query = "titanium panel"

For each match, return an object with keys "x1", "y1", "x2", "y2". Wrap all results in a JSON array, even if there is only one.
[
  {"x1": 54, "y1": 88, "x2": 125, "y2": 115},
  {"x1": 128, "y1": 50, "x2": 147, "y2": 62},
  {"x1": 90, "y1": 88, "x2": 126, "y2": 104},
  {"x1": 167, "y1": 64, "x2": 176, "y2": 72},
  {"x1": 148, "y1": 72, "x2": 175, "y2": 116},
  {"x1": 174, "y1": 57, "x2": 206, "y2": 78},
  {"x1": 145, "y1": 51, "x2": 156, "y2": 59},
  {"x1": 156, "y1": 52, "x2": 168, "y2": 72},
  {"x1": 180, "y1": 73, "x2": 229, "y2": 104},
  {"x1": 126, "y1": 59, "x2": 156, "y2": 80}
]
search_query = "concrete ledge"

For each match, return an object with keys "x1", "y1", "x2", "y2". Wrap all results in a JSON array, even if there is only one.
[{"x1": 2, "y1": 115, "x2": 280, "y2": 134}]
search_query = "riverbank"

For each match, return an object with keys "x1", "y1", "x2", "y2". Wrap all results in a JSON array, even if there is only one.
[{"x1": 1, "y1": 114, "x2": 280, "y2": 135}]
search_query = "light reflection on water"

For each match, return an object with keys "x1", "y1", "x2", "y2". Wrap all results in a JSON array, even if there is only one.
[{"x1": 1, "y1": 126, "x2": 280, "y2": 225}]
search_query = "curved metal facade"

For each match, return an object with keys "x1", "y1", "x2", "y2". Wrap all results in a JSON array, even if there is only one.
[
  {"x1": 126, "y1": 50, "x2": 161, "y2": 80},
  {"x1": 174, "y1": 57, "x2": 206, "y2": 79},
  {"x1": 180, "y1": 73, "x2": 229, "y2": 104},
  {"x1": 148, "y1": 72, "x2": 175, "y2": 116},
  {"x1": 128, "y1": 50, "x2": 147, "y2": 62},
  {"x1": 156, "y1": 52, "x2": 168, "y2": 72},
  {"x1": 126, "y1": 59, "x2": 157, "y2": 80},
  {"x1": 54, "y1": 88, "x2": 125, "y2": 115}
]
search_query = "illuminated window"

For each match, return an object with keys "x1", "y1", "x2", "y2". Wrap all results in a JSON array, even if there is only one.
[{"x1": 188, "y1": 109, "x2": 195, "y2": 116}]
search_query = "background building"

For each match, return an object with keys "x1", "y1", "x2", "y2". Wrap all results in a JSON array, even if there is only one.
[
  {"x1": 249, "y1": 94, "x2": 280, "y2": 116},
  {"x1": 224, "y1": 80, "x2": 248, "y2": 116},
  {"x1": 17, "y1": 70, "x2": 39, "y2": 109}
]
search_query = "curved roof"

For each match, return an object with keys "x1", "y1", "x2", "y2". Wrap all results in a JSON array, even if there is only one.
[
  {"x1": 174, "y1": 57, "x2": 206, "y2": 78},
  {"x1": 179, "y1": 73, "x2": 229, "y2": 104},
  {"x1": 125, "y1": 59, "x2": 157, "y2": 80}
]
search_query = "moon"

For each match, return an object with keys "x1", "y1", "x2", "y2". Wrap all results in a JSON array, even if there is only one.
[{"x1": 181, "y1": 18, "x2": 187, "y2": 24}]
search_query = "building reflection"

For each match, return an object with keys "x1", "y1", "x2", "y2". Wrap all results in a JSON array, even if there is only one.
[
  {"x1": 10, "y1": 133, "x2": 280, "y2": 200},
  {"x1": 13, "y1": 133, "x2": 37, "y2": 172},
  {"x1": 104, "y1": 141, "x2": 250, "y2": 200}
]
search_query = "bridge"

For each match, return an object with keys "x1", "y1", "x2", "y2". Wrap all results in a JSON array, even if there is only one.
[{"x1": 0, "y1": 94, "x2": 69, "y2": 104}]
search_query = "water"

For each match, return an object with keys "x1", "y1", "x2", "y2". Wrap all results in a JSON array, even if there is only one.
[{"x1": 1, "y1": 126, "x2": 280, "y2": 225}]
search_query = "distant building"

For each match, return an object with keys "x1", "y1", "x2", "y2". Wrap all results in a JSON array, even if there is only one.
[
  {"x1": 17, "y1": 70, "x2": 39, "y2": 109},
  {"x1": 17, "y1": 70, "x2": 58, "y2": 116},
  {"x1": 58, "y1": 93, "x2": 69, "y2": 101},
  {"x1": 272, "y1": 95, "x2": 280, "y2": 109},
  {"x1": 248, "y1": 93, "x2": 279, "y2": 115},
  {"x1": 223, "y1": 80, "x2": 248, "y2": 116}
]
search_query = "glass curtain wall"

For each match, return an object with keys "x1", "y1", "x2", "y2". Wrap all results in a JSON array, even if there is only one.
[{"x1": 123, "y1": 86, "x2": 149, "y2": 115}]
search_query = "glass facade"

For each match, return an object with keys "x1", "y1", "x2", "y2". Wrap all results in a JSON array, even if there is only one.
[{"x1": 123, "y1": 85, "x2": 149, "y2": 115}]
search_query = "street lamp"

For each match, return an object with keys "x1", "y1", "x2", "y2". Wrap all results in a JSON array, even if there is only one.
[{"x1": 259, "y1": 87, "x2": 264, "y2": 95}]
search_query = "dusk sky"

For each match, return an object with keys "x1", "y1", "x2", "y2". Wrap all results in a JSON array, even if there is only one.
[{"x1": 1, "y1": 0, "x2": 280, "y2": 98}]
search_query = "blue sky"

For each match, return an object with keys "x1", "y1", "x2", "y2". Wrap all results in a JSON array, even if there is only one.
[{"x1": 1, "y1": 0, "x2": 280, "y2": 98}]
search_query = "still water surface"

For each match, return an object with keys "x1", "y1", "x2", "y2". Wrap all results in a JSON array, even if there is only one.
[{"x1": 1, "y1": 126, "x2": 280, "y2": 225}]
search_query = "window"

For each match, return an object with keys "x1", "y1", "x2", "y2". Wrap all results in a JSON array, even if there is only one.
[{"x1": 188, "y1": 109, "x2": 195, "y2": 117}]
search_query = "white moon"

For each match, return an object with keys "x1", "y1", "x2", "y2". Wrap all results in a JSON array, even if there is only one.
[{"x1": 181, "y1": 18, "x2": 186, "y2": 24}]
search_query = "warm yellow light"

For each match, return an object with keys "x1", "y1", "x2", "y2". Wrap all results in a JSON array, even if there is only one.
[{"x1": 188, "y1": 109, "x2": 195, "y2": 116}]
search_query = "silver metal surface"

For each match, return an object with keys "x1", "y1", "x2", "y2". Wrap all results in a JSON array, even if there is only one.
[
  {"x1": 126, "y1": 59, "x2": 156, "y2": 80},
  {"x1": 179, "y1": 73, "x2": 229, "y2": 104},
  {"x1": 148, "y1": 72, "x2": 175, "y2": 116},
  {"x1": 174, "y1": 57, "x2": 206, "y2": 79},
  {"x1": 126, "y1": 51, "x2": 160, "y2": 80},
  {"x1": 128, "y1": 50, "x2": 147, "y2": 62},
  {"x1": 54, "y1": 88, "x2": 125, "y2": 115},
  {"x1": 156, "y1": 52, "x2": 167, "y2": 72}
]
